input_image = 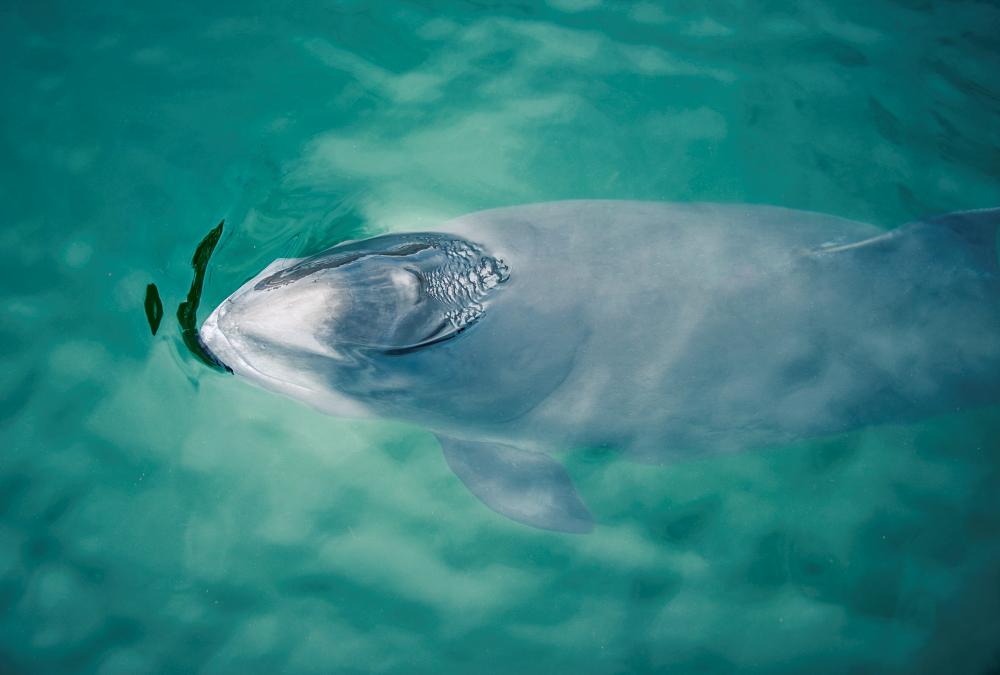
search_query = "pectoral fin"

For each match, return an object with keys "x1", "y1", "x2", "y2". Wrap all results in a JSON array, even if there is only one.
[{"x1": 437, "y1": 435, "x2": 593, "y2": 534}]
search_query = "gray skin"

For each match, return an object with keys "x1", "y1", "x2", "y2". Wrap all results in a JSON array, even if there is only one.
[{"x1": 199, "y1": 201, "x2": 1000, "y2": 533}]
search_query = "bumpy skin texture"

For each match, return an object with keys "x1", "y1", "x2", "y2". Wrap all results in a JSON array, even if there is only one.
[{"x1": 201, "y1": 201, "x2": 1000, "y2": 464}]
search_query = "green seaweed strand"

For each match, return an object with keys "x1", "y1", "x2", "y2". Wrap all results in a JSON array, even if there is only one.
[
  {"x1": 176, "y1": 220, "x2": 229, "y2": 371},
  {"x1": 144, "y1": 283, "x2": 163, "y2": 335}
]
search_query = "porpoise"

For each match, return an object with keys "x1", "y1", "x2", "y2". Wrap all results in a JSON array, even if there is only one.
[{"x1": 198, "y1": 201, "x2": 1000, "y2": 532}]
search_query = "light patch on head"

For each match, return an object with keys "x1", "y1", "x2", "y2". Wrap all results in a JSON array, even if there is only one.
[
  {"x1": 199, "y1": 269, "x2": 372, "y2": 420},
  {"x1": 236, "y1": 281, "x2": 344, "y2": 358}
]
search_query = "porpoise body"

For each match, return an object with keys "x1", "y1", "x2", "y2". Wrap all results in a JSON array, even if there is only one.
[{"x1": 200, "y1": 201, "x2": 1000, "y2": 532}]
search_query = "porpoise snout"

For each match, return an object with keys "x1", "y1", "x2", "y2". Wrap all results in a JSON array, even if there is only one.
[
  {"x1": 197, "y1": 308, "x2": 232, "y2": 373},
  {"x1": 197, "y1": 302, "x2": 236, "y2": 373}
]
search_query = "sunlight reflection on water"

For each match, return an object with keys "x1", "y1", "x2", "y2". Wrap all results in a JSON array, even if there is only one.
[{"x1": 2, "y1": 0, "x2": 1000, "y2": 672}]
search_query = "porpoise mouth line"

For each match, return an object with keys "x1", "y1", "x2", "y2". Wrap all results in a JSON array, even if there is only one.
[{"x1": 196, "y1": 331, "x2": 231, "y2": 373}]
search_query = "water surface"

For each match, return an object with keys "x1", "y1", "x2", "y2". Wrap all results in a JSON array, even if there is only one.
[{"x1": 2, "y1": 1, "x2": 1000, "y2": 673}]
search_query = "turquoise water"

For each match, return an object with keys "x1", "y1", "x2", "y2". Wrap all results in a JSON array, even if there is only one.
[{"x1": 3, "y1": 1, "x2": 1000, "y2": 672}]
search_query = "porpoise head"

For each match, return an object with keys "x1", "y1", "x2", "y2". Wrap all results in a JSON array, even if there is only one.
[{"x1": 198, "y1": 232, "x2": 510, "y2": 417}]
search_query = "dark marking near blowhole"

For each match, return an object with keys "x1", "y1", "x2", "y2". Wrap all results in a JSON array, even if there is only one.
[
  {"x1": 176, "y1": 221, "x2": 231, "y2": 372},
  {"x1": 144, "y1": 284, "x2": 163, "y2": 335}
]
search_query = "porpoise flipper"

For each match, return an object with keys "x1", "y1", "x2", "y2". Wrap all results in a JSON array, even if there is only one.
[{"x1": 437, "y1": 435, "x2": 593, "y2": 534}]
